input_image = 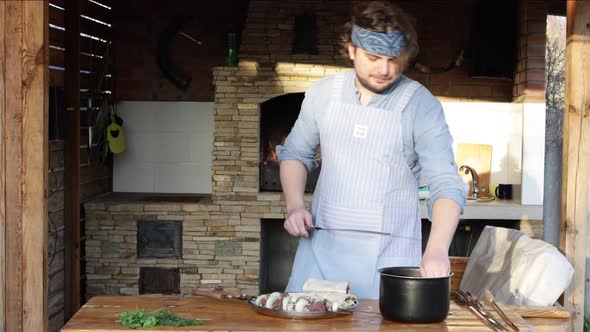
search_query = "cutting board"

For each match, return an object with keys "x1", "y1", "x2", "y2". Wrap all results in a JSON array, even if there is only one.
[
  {"x1": 456, "y1": 143, "x2": 492, "y2": 198},
  {"x1": 500, "y1": 303, "x2": 571, "y2": 318}
]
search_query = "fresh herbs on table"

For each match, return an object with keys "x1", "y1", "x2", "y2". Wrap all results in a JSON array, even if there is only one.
[
  {"x1": 117, "y1": 309, "x2": 204, "y2": 329},
  {"x1": 154, "y1": 310, "x2": 204, "y2": 327}
]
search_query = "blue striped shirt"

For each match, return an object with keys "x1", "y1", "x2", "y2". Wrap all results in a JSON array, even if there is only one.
[{"x1": 277, "y1": 70, "x2": 467, "y2": 219}]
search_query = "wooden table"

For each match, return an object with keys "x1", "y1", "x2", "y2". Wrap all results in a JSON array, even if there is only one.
[{"x1": 61, "y1": 296, "x2": 570, "y2": 331}]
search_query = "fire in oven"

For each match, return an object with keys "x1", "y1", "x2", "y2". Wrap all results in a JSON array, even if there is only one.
[{"x1": 260, "y1": 93, "x2": 320, "y2": 192}]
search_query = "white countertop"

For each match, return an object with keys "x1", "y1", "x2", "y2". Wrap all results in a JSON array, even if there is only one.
[{"x1": 420, "y1": 199, "x2": 543, "y2": 220}]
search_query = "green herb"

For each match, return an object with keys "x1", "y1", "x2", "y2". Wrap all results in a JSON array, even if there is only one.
[
  {"x1": 584, "y1": 317, "x2": 589, "y2": 332},
  {"x1": 117, "y1": 310, "x2": 158, "y2": 329},
  {"x1": 117, "y1": 309, "x2": 204, "y2": 329},
  {"x1": 155, "y1": 310, "x2": 204, "y2": 327}
]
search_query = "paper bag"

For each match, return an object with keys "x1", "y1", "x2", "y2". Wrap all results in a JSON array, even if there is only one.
[{"x1": 459, "y1": 226, "x2": 573, "y2": 306}]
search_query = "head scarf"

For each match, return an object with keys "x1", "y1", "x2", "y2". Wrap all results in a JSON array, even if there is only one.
[{"x1": 351, "y1": 24, "x2": 407, "y2": 57}]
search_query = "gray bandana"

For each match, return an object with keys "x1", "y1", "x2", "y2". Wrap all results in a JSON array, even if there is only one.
[{"x1": 351, "y1": 24, "x2": 407, "y2": 57}]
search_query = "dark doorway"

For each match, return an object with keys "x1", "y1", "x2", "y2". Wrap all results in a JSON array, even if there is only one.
[
  {"x1": 259, "y1": 219, "x2": 299, "y2": 294},
  {"x1": 139, "y1": 267, "x2": 180, "y2": 294}
]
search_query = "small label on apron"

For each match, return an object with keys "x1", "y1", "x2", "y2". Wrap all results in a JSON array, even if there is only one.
[{"x1": 353, "y1": 124, "x2": 368, "y2": 139}]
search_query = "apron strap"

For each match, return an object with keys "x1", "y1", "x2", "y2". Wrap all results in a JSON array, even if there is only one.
[
  {"x1": 332, "y1": 73, "x2": 422, "y2": 113},
  {"x1": 331, "y1": 74, "x2": 346, "y2": 101},
  {"x1": 393, "y1": 81, "x2": 421, "y2": 114}
]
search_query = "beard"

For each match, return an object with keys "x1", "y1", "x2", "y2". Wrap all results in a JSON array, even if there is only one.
[{"x1": 355, "y1": 73, "x2": 395, "y2": 94}]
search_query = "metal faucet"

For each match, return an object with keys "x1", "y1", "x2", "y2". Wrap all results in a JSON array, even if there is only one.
[{"x1": 459, "y1": 165, "x2": 479, "y2": 198}]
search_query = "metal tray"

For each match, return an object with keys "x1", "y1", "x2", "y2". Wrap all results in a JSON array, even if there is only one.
[{"x1": 248, "y1": 298, "x2": 357, "y2": 320}]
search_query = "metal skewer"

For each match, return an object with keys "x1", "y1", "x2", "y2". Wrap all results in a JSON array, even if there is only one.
[
  {"x1": 484, "y1": 290, "x2": 520, "y2": 331},
  {"x1": 312, "y1": 226, "x2": 390, "y2": 236},
  {"x1": 454, "y1": 290, "x2": 508, "y2": 331}
]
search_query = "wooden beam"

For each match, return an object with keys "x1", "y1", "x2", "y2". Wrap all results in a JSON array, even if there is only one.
[
  {"x1": 4, "y1": 2, "x2": 25, "y2": 328},
  {"x1": 561, "y1": 1, "x2": 589, "y2": 331},
  {"x1": 0, "y1": 2, "x2": 5, "y2": 331},
  {"x1": 64, "y1": 0, "x2": 81, "y2": 321},
  {"x1": 22, "y1": 1, "x2": 49, "y2": 331},
  {"x1": 1, "y1": 1, "x2": 49, "y2": 331}
]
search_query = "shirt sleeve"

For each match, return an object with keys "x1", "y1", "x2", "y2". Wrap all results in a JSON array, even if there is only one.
[
  {"x1": 411, "y1": 88, "x2": 468, "y2": 220},
  {"x1": 276, "y1": 83, "x2": 324, "y2": 173}
]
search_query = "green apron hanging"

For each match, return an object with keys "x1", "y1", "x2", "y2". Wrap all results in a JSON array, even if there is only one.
[{"x1": 107, "y1": 106, "x2": 125, "y2": 154}]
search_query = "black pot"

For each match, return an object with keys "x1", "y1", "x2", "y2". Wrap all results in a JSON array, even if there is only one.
[{"x1": 378, "y1": 267, "x2": 451, "y2": 323}]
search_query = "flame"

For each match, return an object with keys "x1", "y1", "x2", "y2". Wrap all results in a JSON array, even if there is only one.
[
  {"x1": 268, "y1": 141, "x2": 278, "y2": 164},
  {"x1": 264, "y1": 137, "x2": 286, "y2": 165}
]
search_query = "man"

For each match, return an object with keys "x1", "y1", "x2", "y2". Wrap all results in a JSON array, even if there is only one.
[{"x1": 276, "y1": 1, "x2": 467, "y2": 299}]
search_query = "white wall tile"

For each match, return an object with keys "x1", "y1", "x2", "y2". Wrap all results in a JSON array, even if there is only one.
[
  {"x1": 113, "y1": 162, "x2": 156, "y2": 192},
  {"x1": 189, "y1": 132, "x2": 214, "y2": 163},
  {"x1": 151, "y1": 132, "x2": 190, "y2": 163},
  {"x1": 116, "y1": 102, "x2": 157, "y2": 133},
  {"x1": 155, "y1": 163, "x2": 212, "y2": 193},
  {"x1": 521, "y1": 103, "x2": 546, "y2": 205},
  {"x1": 113, "y1": 101, "x2": 213, "y2": 194}
]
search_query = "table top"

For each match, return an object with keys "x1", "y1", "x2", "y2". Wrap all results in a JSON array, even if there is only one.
[{"x1": 61, "y1": 296, "x2": 570, "y2": 332}]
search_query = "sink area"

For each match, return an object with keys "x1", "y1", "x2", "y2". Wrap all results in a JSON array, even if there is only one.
[{"x1": 466, "y1": 196, "x2": 496, "y2": 203}]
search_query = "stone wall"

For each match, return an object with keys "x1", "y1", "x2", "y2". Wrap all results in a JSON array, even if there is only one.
[
  {"x1": 211, "y1": 62, "x2": 351, "y2": 199},
  {"x1": 86, "y1": 197, "x2": 247, "y2": 296},
  {"x1": 85, "y1": 191, "x2": 316, "y2": 298}
]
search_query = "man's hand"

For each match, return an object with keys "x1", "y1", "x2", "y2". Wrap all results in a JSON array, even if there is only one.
[
  {"x1": 420, "y1": 249, "x2": 450, "y2": 277},
  {"x1": 421, "y1": 198, "x2": 460, "y2": 277},
  {"x1": 284, "y1": 207, "x2": 314, "y2": 237}
]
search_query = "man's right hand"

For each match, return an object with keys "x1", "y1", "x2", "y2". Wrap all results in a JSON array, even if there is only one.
[{"x1": 284, "y1": 207, "x2": 314, "y2": 237}]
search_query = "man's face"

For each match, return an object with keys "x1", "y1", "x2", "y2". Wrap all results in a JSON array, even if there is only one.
[{"x1": 348, "y1": 44, "x2": 403, "y2": 94}]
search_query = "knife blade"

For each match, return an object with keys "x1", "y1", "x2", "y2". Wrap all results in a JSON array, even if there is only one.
[{"x1": 312, "y1": 226, "x2": 390, "y2": 236}]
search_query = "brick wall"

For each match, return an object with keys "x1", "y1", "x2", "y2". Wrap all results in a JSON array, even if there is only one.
[
  {"x1": 112, "y1": 0, "x2": 546, "y2": 102},
  {"x1": 112, "y1": 0, "x2": 249, "y2": 101},
  {"x1": 514, "y1": 0, "x2": 548, "y2": 101}
]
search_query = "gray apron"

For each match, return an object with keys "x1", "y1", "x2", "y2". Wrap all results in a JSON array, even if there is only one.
[{"x1": 286, "y1": 74, "x2": 422, "y2": 299}]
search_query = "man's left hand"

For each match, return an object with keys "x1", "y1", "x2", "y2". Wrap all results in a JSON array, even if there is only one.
[{"x1": 420, "y1": 250, "x2": 450, "y2": 278}]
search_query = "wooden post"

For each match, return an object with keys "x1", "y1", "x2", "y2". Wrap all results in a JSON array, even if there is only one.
[
  {"x1": 561, "y1": 1, "x2": 589, "y2": 331},
  {"x1": 1, "y1": 1, "x2": 49, "y2": 331},
  {"x1": 0, "y1": 3, "x2": 5, "y2": 331},
  {"x1": 64, "y1": 0, "x2": 82, "y2": 321}
]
